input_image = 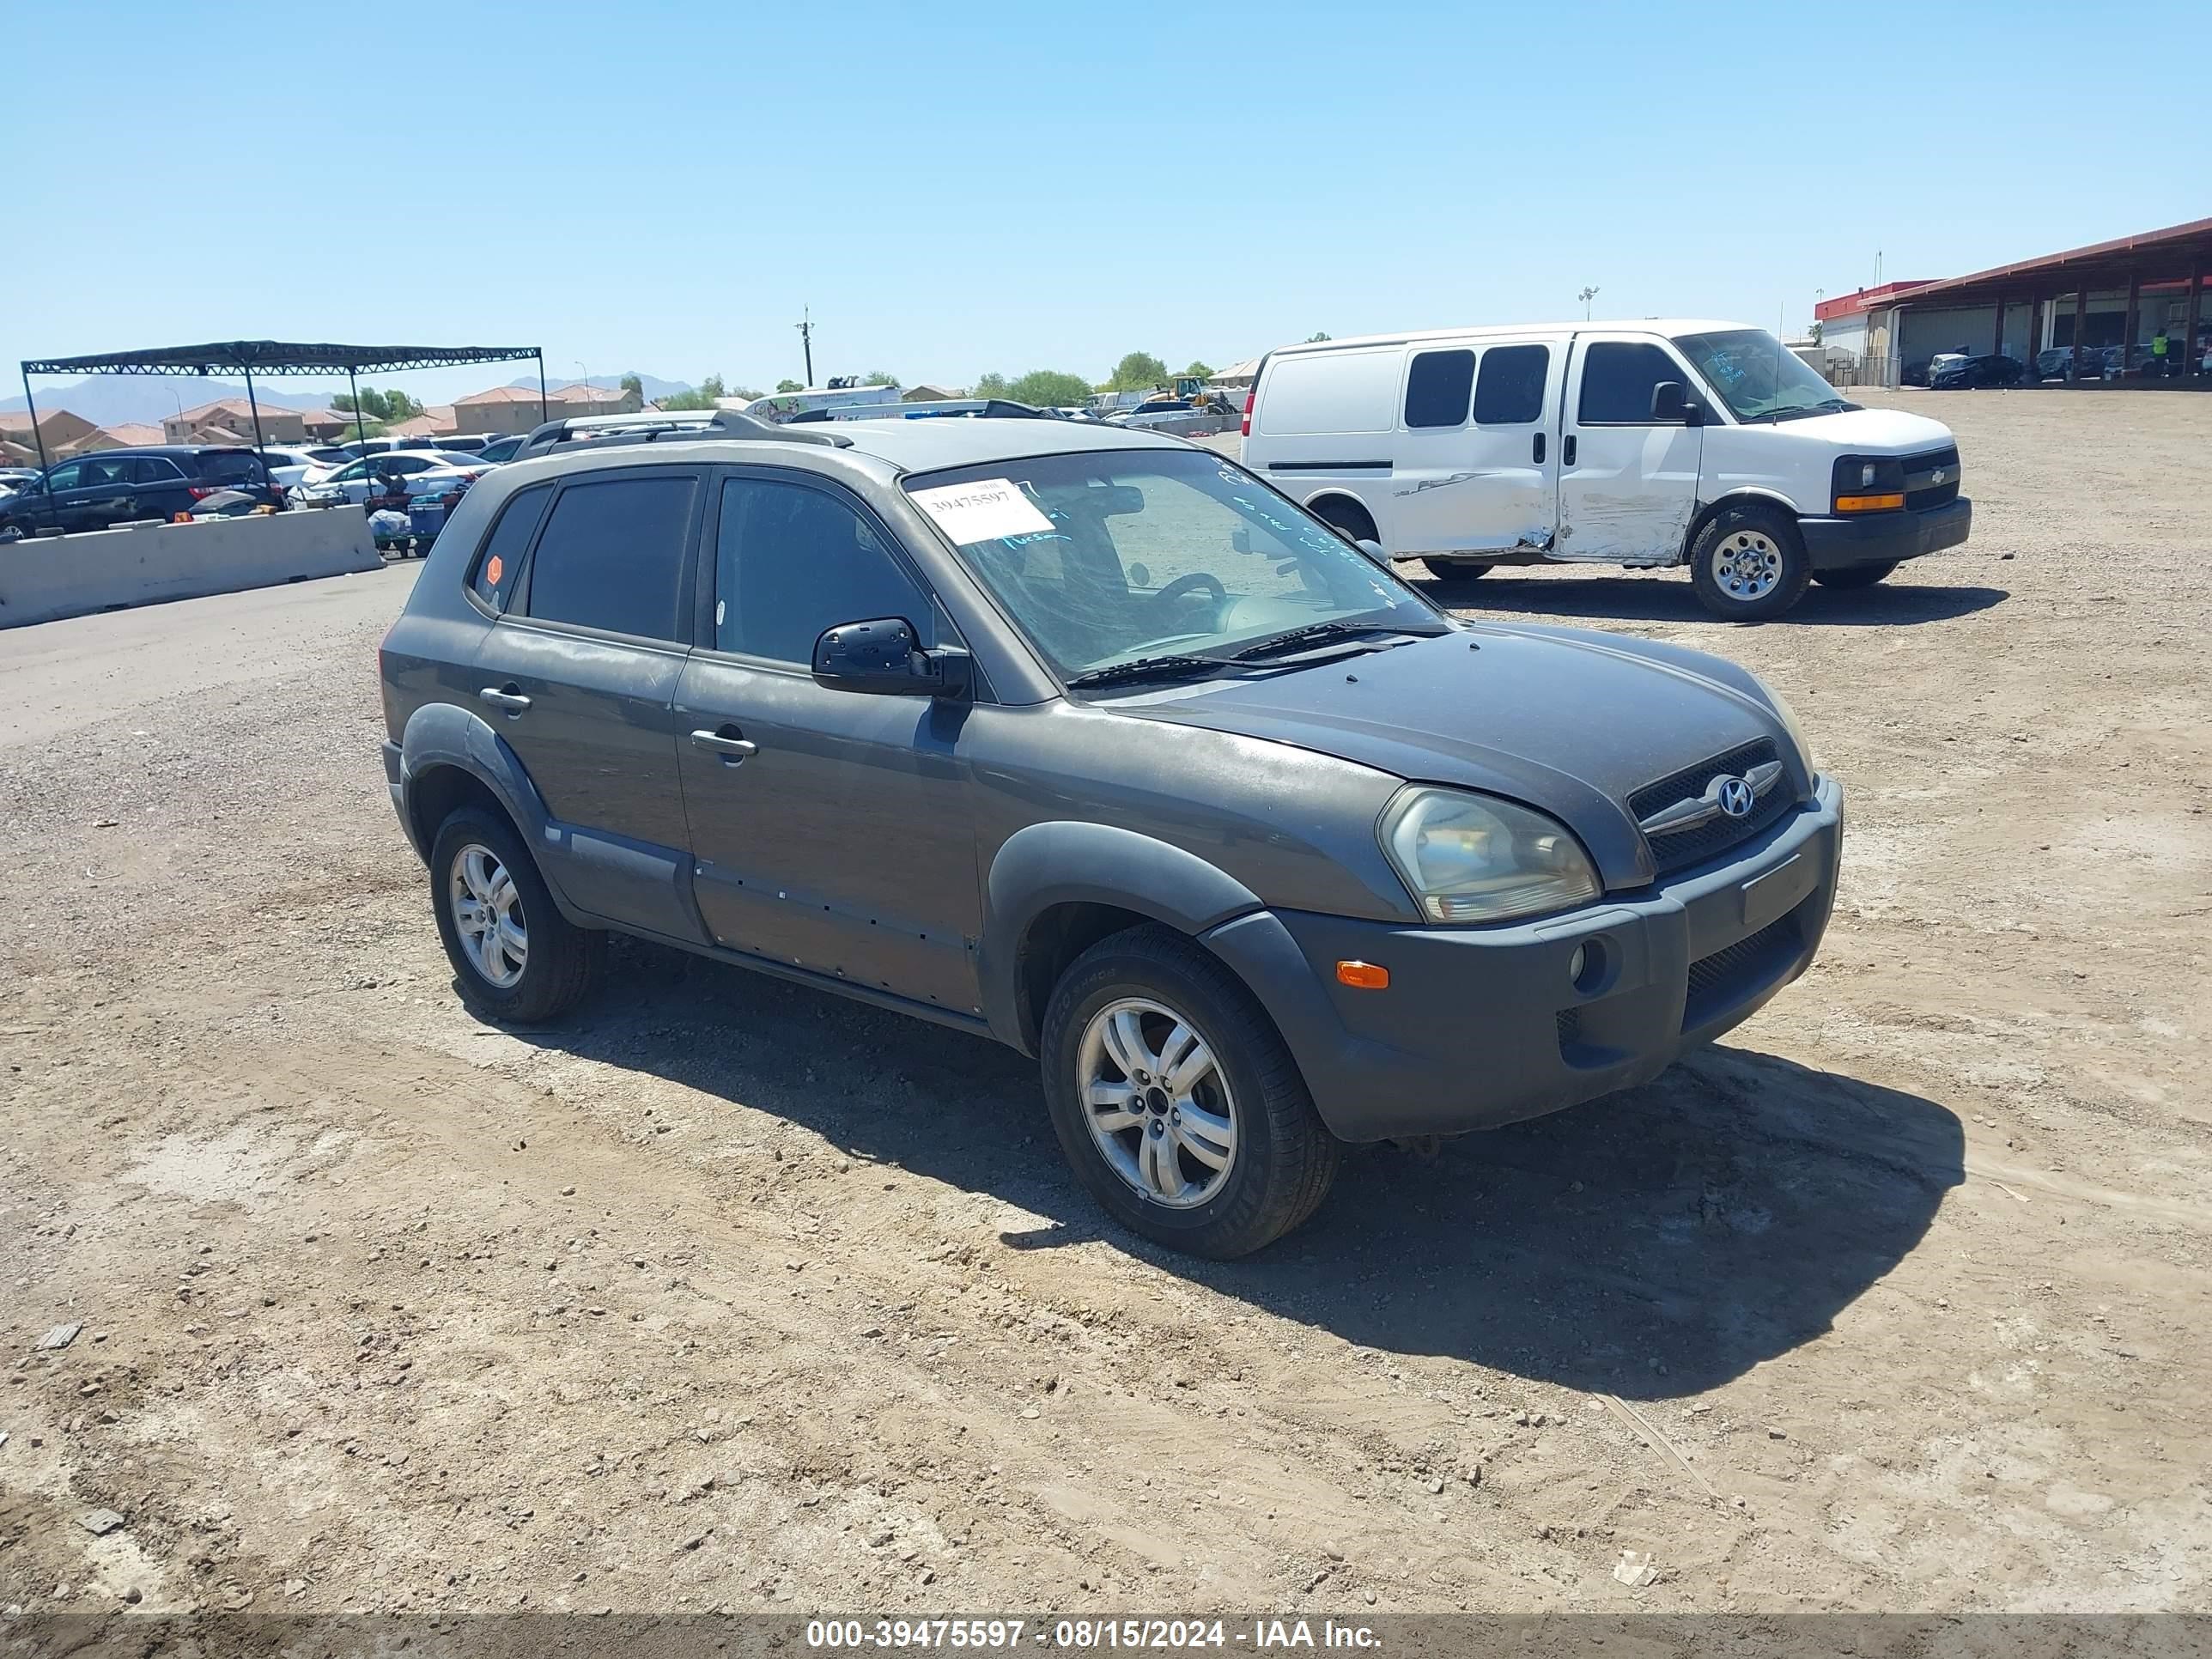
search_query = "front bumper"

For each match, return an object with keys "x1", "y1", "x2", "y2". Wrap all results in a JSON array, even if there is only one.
[
  {"x1": 1799, "y1": 497, "x2": 1971, "y2": 570},
  {"x1": 1204, "y1": 775, "x2": 1843, "y2": 1142}
]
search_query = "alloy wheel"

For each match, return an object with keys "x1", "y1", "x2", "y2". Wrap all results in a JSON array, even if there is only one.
[
  {"x1": 1077, "y1": 997, "x2": 1239, "y2": 1208},
  {"x1": 450, "y1": 842, "x2": 527, "y2": 988}
]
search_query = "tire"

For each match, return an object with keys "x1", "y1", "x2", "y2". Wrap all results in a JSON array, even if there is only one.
[
  {"x1": 1039, "y1": 924, "x2": 1341, "y2": 1259},
  {"x1": 1812, "y1": 561, "x2": 1898, "y2": 590},
  {"x1": 1413, "y1": 558, "x2": 1492, "y2": 580},
  {"x1": 1310, "y1": 497, "x2": 1378, "y2": 549},
  {"x1": 1688, "y1": 505, "x2": 1812, "y2": 622},
  {"x1": 428, "y1": 805, "x2": 601, "y2": 1024}
]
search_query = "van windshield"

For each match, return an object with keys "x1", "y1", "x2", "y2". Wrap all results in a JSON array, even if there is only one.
[
  {"x1": 1674, "y1": 329, "x2": 1859, "y2": 422},
  {"x1": 903, "y1": 449, "x2": 1443, "y2": 684}
]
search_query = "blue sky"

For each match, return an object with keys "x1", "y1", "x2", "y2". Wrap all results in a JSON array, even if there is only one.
[{"x1": 9, "y1": 1, "x2": 2203, "y2": 403}]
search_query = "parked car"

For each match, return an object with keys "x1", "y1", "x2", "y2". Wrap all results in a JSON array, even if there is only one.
[
  {"x1": 254, "y1": 445, "x2": 339, "y2": 489},
  {"x1": 472, "y1": 434, "x2": 531, "y2": 465},
  {"x1": 432, "y1": 432, "x2": 496, "y2": 453},
  {"x1": 0, "y1": 446, "x2": 282, "y2": 540},
  {"x1": 2033, "y1": 345, "x2": 2122, "y2": 383},
  {"x1": 377, "y1": 409, "x2": 1841, "y2": 1257},
  {"x1": 1241, "y1": 320, "x2": 1972, "y2": 619},
  {"x1": 1109, "y1": 398, "x2": 1237, "y2": 438},
  {"x1": 294, "y1": 450, "x2": 485, "y2": 506},
  {"x1": 0, "y1": 465, "x2": 40, "y2": 498},
  {"x1": 1928, "y1": 353, "x2": 2024, "y2": 390}
]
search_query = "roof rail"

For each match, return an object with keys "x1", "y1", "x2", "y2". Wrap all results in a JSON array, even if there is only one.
[
  {"x1": 785, "y1": 398, "x2": 1054, "y2": 425},
  {"x1": 514, "y1": 406, "x2": 852, "y2": 460}
]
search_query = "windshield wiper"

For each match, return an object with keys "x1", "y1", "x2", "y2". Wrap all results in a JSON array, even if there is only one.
[
  {"x1": 1227, "y1": 620, "x2": 1434, "y2": 662},
  {"x1": 1064, "y1": 653, "x2": 1231, "y2": 690}
]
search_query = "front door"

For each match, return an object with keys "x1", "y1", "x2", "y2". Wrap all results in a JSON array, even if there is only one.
[
  {"x1": 1556, "y1": 335, "x2": 1705, "y2": 563},
  {"x1": 470, "y1": 469, "x2": 704, "y2": 941},
  {"x1": 675, "y1": 470, "x2": 983, "y2": 1015},
  {"x1": 1390, "y1": 340, "x2": 1565, "y2": 557}
]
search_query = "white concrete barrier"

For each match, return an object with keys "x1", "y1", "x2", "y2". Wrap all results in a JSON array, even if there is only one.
[{"x1": 0, "y1": 507, "x2": 385, "y2": 629}]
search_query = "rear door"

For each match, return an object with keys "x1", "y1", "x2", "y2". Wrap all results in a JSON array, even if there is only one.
[
  {"x1": 471, "y1": 468, "x2": 705, "y2": 940},
  {"x1": 1390, "y1": 339, "x2": 1565, "y2": 557},
  {"x1": 1556, "y1": 334, "x2": 1705, "y2": 563},
  {"x1": 127, "y1": 455, "x2": 192, "y2": 519},
  {"x1": 673, "y1": 468, "x2": 983, "y2": 1013}
]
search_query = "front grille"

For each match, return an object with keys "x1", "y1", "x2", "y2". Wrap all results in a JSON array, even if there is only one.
[
  {"x1": 1682, "y1": 908, "x2": 1804, "y2": 1030},
  {"x1": 1903, "y1": 444, "x2": 1960, "y2": 512},
  {"x1": 1631, "y1": 739, "x2": 1791, "y2": 878}
]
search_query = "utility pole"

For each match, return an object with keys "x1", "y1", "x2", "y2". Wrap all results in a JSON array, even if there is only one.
[
  {"x1": 1577, "y1": 286, "x2": 1600, "y2": 320},
  {"x1": 796, "y1": 307, "x2": 815, "y2": 388}
]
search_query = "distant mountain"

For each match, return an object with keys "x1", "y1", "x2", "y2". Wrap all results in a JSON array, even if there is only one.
[
  {"x1": 506, "y1": 372, "x2": 691, "y2": 401},
  {"x1": 0, "y1": 375, "x2": 343, "y2": 427}
]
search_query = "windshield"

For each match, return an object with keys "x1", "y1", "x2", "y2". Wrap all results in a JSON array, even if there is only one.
[
  {"x1": 903, "y1": 448, "x2": 1443, "y2": 683},
  {"x1": 1674, "y1": 328, "x2": 1855, "y2": 422}
]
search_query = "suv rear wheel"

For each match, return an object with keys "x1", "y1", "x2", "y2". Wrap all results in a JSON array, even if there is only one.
[
  {"x1": 1689, "y1": 504, "x2": 1811, "y2": 621},
  {"x1": 429, "y1": 805, "x2": 601, "y2": 1023},
  {"x1": 1039, "y1": 925, "x2": 1340, "y2": 1258}
]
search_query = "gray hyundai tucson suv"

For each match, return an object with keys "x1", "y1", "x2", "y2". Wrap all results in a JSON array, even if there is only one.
[{"x1": 379, "y1": 408, "x2": 1842, "y2": 1257}]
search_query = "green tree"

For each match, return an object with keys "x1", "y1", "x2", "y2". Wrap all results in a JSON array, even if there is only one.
[
  {"x1": 1181, "y1": 360, "x2": 1214, "y2": 380},
  {"x1": 1006, "y1": 369, "x2": 1092, "y2": 407},
  {"x1": 973, "y1": 372, "x2": 1011, "y2": 398},
  {"x1": 619, "y1": 373, "x2": 643, "y2": 402},
  {"x1": 727, "y1": 385, "x2": 764, "y2": 401},
  {"x1": 1107, "y1": 351, "x2": 1170, "y2": 392},
  {"x1": 382, "y1": 390, "x2": 424, "y2": 422},
  {"x1": 775, "y1": 379, "x2": 804, "y2": 393},
  {"x1": 655, "y1": 373, "x2": 732, "y2": 411},
  {"x1": 1306, "y1": 331, "x2": 1332, "y2": 343},
  {"x1": 862, "y1": 369, "x2": 901, "y2": 389}
]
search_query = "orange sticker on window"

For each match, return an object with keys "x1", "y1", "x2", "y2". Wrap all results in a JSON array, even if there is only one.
[{"x1": 485, "y1": 555, "x2": 504, "y2": 586}]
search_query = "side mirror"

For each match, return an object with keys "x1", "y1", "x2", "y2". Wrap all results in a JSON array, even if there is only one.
[
  {"x1": 1650, "y1": 380, "x2": 1702, "y2": 424},
  {"x1": 812, "y1": 617, "x2": 972, "y2": 701}
]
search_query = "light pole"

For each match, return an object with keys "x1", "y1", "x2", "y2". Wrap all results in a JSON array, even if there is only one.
[
  {"x1": 572, "y1": 361, "x2": 590, "y2": 407},
  {"x1": 1577, "y1": 285, "x2": 1600, "y2": 320}
]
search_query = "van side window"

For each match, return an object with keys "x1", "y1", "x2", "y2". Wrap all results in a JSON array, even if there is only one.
[
  {"x1": 468, "y1": 483, "x2": 552, "y2": 612},
  {"x1": 1403, "y1": 349, "x2": 1474, "y2": 428},
  {"x1": 1474, "y1": 344, "x2": 1550, "y2": 424},
  {"x1": 1577, "y1": 342, "x2": 1686, "y2": 425}
]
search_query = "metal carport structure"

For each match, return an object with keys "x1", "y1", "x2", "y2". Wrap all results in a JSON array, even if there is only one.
[
  {"x1": 13, "y1": 340, "x2": 550, "y2": 486},
  {"x1": 1889, "y1": 217, "x2": 2212, "y2": 384}
]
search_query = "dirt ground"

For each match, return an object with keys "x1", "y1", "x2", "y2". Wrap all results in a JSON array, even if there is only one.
[{"x1": 1, "y1": 390, "x2": 2206, "y2": 1620}]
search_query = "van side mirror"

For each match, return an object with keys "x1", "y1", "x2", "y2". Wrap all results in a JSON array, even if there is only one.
[
  {"x1": 812, "y1": 617, "x2": 972, "y2": 700},
  {"x1": 1650, "y1": 380, "x2": 1703, "y2": 424}
]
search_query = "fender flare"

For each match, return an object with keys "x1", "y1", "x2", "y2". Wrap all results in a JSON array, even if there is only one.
[
  {"x1": 977, "y1": 822, "x2": 1263, "y2": 1048},
  {"x1": 395, "y1": 702, "x2": 576, "y2": 902}
]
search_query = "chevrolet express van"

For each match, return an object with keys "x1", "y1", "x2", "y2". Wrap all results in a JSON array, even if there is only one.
[{"x1": 1239, "y1": 321, "x2": 1971, "y2": 620}]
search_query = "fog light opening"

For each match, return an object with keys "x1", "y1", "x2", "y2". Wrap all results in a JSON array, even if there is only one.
[{"x1": 1570, "y1": 937, "x2": 1610, "y2": 994}]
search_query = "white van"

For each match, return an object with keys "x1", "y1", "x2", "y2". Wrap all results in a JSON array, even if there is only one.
[{"x1": 1239, "y1": 320, "x2": 1971, "y2": 620}]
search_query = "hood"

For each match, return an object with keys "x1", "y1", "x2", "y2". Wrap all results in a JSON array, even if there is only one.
[
  {"x1": 1754, "y1": 405, "x2": 1953, "y2": 453},
  {"x1": 1121, "y1": 625, "x2": 1806, "y2": 886}
]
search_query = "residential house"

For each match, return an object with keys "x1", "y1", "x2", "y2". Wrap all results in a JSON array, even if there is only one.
[
  {"x1": 0, "y1": 407, "x2": 104, "y2": 465},
  {"x1": 385, "y1": 406, "x2": 459, "y2": 442},
  {"x1": 163, "y1": 398, "x2": 307, "y2": 447},
  {"x1": 100, "y1": 422, "x2": 167, "y2": 448},
  {"x1": 300, "y1": 410, "x2": 352, "y2": 441},
  {"x1": 450, "y1": 381, "x2": 639, "y2": 435},
  {"x1": 902, "y1": 384, "x2": 963, "y2": 402}
]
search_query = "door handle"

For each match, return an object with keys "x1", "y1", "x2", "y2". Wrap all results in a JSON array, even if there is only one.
[
  {"x1": 1562, "y1": 434, "x2": 1577, "y2": 467},
  {"x1": 478, "y1": 685, "x2": 532, "y2": 714},
  {"x1": 690, "y1": 727, "x2": 758, "y2": 762},
  {"x1": 1532, "y1": 432, "x2": 1546, "y2": 465}
]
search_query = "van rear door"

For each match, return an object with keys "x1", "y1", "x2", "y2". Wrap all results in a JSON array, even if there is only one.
[
  {"x1": 1556, "y1": 334, "x2": 1705, "y2": 563},
  {"x1": 1391, "y1": 339, "x2": 1564, "y2": 560}
]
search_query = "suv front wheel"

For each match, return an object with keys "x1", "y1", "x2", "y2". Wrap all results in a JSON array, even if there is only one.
[
  {"x1": 1040, "y1": 925, "x2": 1340, "y2": 1258},
  {"x1": 429, "y1": 805, "x2": 601, "y2": 1023}
]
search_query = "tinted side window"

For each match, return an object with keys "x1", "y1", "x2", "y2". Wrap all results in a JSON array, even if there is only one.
[
  {"x1": 520, "y1": 477, "x2": 696, "y2": 641},
  {"x1": 198, "y1": 452, "x2": 267, "y2": 484},
  {"x1": 469, "y1": 483, "x2": 551, "y2": 612},
  {"x1": 715, "y1": 477, "x2": 933, "y2": 665},
  {"x1": 1403, "y1": 349, "x2": 1474, "y2": 428},
  {"x1": 44, "y1": 462, "x2": 83, "y2": 490},
  {"x1": 1474, "y1": 344, "x2": 1550, "y2": 424},
  {"x1": 127, "y1": 457, "x2": 185, "y2": 483},
  {"x1": 1577, "y1": 342, "x2": 1686, "y2": 424}
]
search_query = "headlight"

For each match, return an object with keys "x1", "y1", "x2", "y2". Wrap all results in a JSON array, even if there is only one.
[
  {"x1": 1754, "y1": 675, "x2": 1815, "y2": 771},
  {"x1": 1378, "y1": 787, "x2": 1600, "y2": 925}
]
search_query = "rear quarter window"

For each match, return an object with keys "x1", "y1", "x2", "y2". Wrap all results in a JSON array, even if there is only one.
[
  {"x1": 1254, "y1": 349, "x2": 1401, "y2": 436},
  {"x1": 467, "y1": 483, "x2": 552, "y2": 612},
  {"x1": 196, "y1": 451, "x2": 267, "y2": 484},
  {"x1": 517, "y1": 476, "x2": 696, "y2": 641}
]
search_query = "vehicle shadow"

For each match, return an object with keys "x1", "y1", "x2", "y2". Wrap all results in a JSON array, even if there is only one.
[
  {"x1": 1405, "y1": 568, "x2": 2009, "y2": 627},
  {"x1": 504, "y1": 939, "x2": 1963, "y2": 1401}
]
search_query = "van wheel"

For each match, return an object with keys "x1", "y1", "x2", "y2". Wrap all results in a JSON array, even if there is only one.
[
  {"x1": 429, "y1": 805, "x2": 602, "y2": 1024},
  {"x1": 1413, "y1": 558, "x2": 1491, "y2": 580},
  {"x1": 1812, "y1": 561, "x2": 1897, "y2": 589},
  {"x1": 1689, "y1": 506, "x2": 1811, "y2": 621},
  {"x1": 1039, "y1": 925, "x2": 1341, "y2": 1259},
  {"x1": 1310, "y1": 498, "x2": 1377, "y2": 549}
]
